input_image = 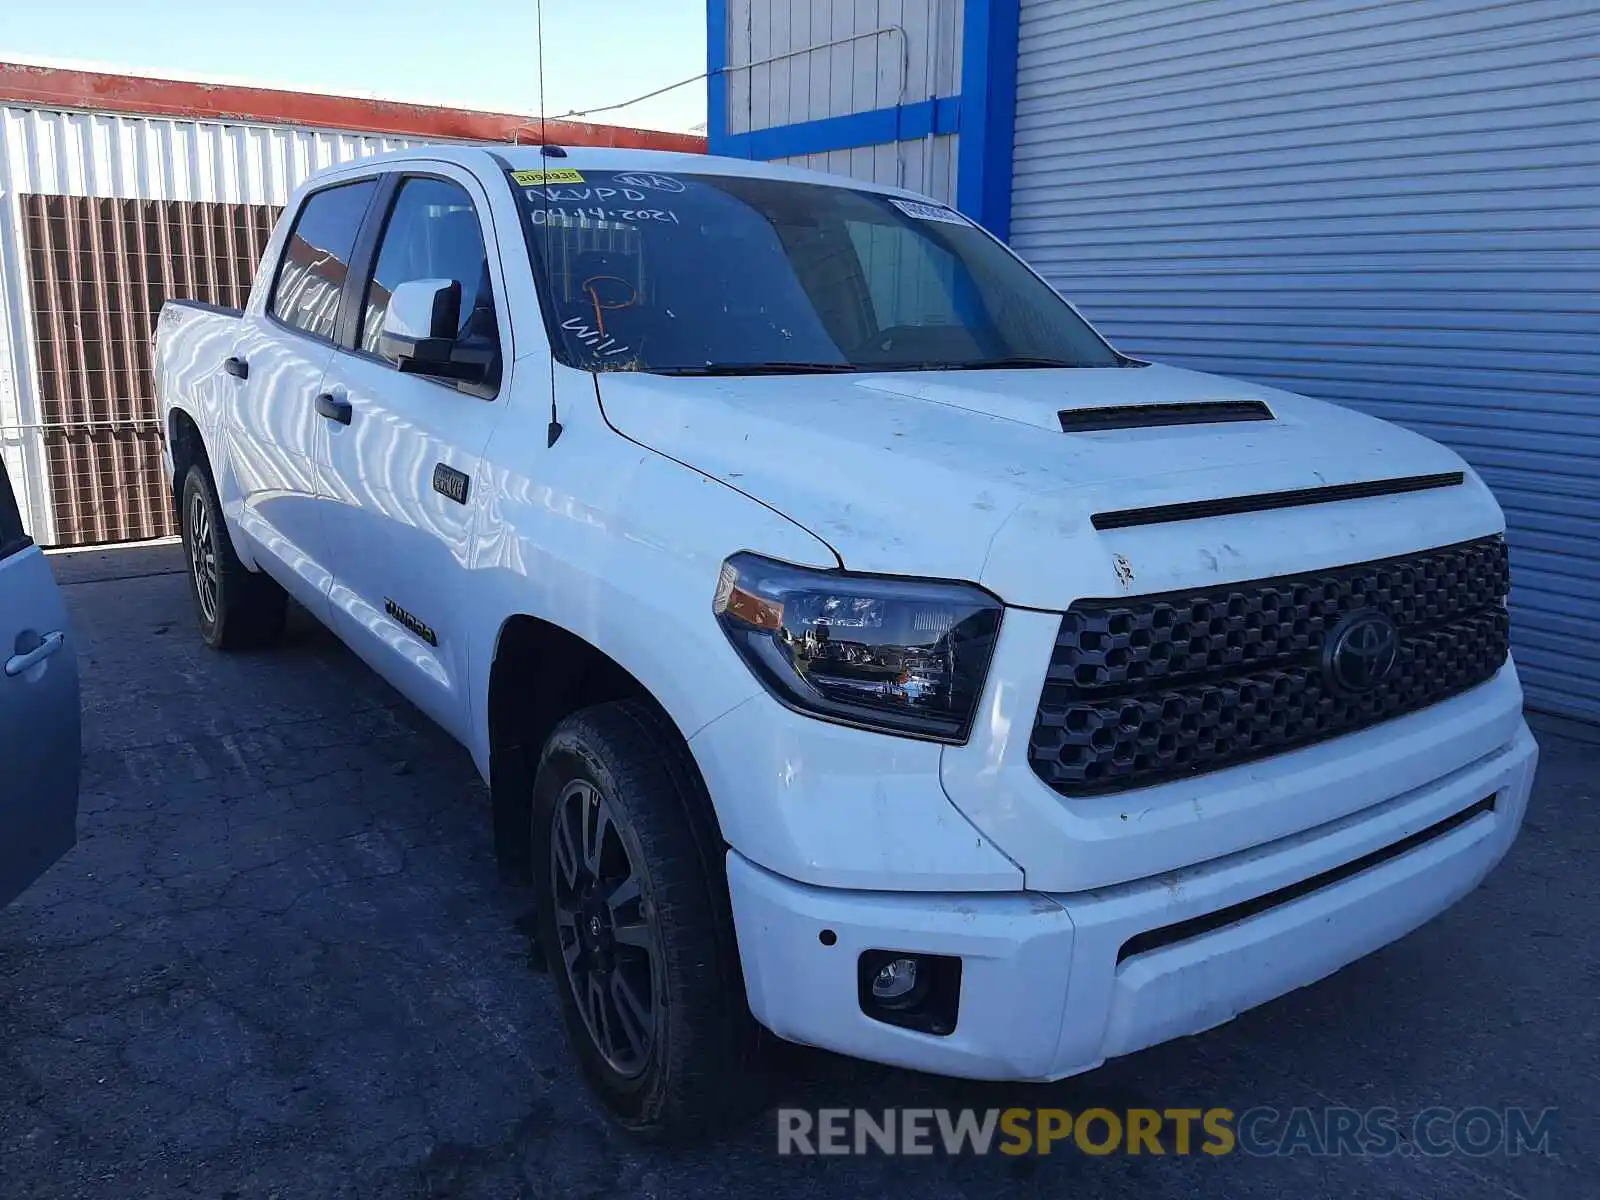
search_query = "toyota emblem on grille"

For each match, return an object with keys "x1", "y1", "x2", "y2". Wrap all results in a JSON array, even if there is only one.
[{"x1": 1325, "y1": 610, "x2": 1399, "y2": 693}]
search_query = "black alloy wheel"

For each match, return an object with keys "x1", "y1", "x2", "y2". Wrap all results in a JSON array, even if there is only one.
[{"x1": 549, "y1": 776, "x2": 660, "y2": 1078}]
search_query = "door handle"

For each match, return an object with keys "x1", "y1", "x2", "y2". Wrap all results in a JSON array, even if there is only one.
[
  {"x1": 222, "y1": 356, "x2": 249, "y2": 380},
  {"x1": 5, "y1": 630, "x2": 65, "y2": 678},
  {"x1": 315, "y1": 393, "x2": 353, "y2": 425}
]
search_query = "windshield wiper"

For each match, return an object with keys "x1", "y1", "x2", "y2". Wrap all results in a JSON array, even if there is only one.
[
  {"x1": 648, "y1": 361, "x2": 859, "y2": 376},
  {"x1": 941, "y1": 356, "x2": 1086, "y2": 370}
]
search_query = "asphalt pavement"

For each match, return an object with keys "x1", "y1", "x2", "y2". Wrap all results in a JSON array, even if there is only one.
[{"x1": 0, "y1": 542, "x2": 1594, "y2": 1199}]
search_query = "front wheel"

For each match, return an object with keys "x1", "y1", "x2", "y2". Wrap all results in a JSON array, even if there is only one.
[
  {"x1": 179, "y1": 464, "x2": 286, "y2": 650},
  {"x1": 532, "y1": 701, "x2": 753, "y2": 1139}
]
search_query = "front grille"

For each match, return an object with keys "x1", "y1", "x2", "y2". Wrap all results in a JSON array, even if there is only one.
[{"x1": 1028, "y1": 537, "x2": 1511, "y2": 796}]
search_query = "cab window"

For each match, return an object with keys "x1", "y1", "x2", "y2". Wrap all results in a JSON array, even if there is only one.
[
  {"x1": 269, "y1": 180, "x2": 377, "y2": 340},
  {"x1": 360, "y1": 177, "x2": 500, "y2": 387}
]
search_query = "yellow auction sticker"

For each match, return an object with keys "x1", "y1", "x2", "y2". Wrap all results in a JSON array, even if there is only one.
[{"x1": 512, "y1": 167, "x2": 585, "y2": 186}]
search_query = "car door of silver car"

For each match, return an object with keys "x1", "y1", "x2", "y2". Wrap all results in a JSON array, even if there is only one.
[{"x1": 0, "y1": 458, "x2": 79, "y2": 906}]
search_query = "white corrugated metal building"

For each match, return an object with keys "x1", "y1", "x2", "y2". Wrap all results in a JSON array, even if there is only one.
[
  {"x1": 717, "y1": 0, "x2": 966, "y2": 206},
  {"x1": 0, "y1": 62, "x2": 703, "y2": 548},
  {"x1": 707, "y1": 0, "x2": 1600, "y2": 722},
  {"x1": 0, "y1": 106, "x2": 415, "y2": 545}
]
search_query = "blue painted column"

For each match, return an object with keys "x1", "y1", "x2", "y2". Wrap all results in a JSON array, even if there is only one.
[
  {"x1": 706, "y1": 0, "x2": 1015, "y2": 235},
  {"x1": 707, "y1": 0, "x2": 733, "y2": 155},
  {"x1": 956, "y1": 0, "x2": 1021, "y2": 240}
]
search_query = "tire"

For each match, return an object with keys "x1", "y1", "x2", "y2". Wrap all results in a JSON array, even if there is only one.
[
  {"x1": 179, "y1": 463, "x2": 287, "y2": 651},
  {"x1": 531, "y1": 700, "x2": 754, "y2": 1139}
]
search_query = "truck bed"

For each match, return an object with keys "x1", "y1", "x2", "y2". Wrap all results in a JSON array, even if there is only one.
[
  {"x1": 155, "y1": 298, "x2": 247, "y2": 468},
  {"x1": 164, "y1": 298, "x2": 243, "y2": 319}
]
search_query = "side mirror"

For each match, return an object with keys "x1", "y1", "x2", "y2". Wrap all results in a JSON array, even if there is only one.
[{"x1": 378, "y1": 278, "x2": 462, "y2": 370}]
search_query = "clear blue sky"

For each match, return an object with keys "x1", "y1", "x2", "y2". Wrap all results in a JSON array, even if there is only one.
[{"x1": 3, "y1": 0, "x2": 708, "y2": 132}]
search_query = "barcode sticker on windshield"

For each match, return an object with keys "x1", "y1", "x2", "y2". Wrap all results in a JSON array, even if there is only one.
[
  {"x1": 890, "y1": 198, "x2": 967, "y2": 225},
  {"x1": 512, "y1": 167, "x2": 585, "y2": 186}
]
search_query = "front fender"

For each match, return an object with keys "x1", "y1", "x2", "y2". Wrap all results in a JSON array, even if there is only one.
[{"x1": 461, "y1": 386, "x2": 836, "y2": 787}]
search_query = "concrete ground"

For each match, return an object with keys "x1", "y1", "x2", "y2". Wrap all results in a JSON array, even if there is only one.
[{"x1": 1, "y1": 543, "x2": 1594, "y2": 1199}]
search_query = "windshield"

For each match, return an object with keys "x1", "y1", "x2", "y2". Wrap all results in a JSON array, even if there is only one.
[{"x1": 509, "y1": 168, "x2": 1126, "y2": 375}]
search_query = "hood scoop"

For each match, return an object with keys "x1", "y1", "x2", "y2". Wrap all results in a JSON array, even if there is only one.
[{"x1": 1058, "y1": 399, "x2": 1274, "y2": 433}]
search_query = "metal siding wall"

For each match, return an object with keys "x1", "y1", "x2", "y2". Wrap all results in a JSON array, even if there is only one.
[
  {"x1": 720, "y1": 0, "x2": 965, "y2": 202},
  {"x1": 1009, "y1": 0, "x2": 1600, "y2": 720},
  {"x1": 775, "y1": 132, "x2": 960, "y2": 204},
  {"x1": 22, "y1": 195, "x2": 280, "y2": 545},
  {"x1": 728, "y1": 0, "x2": 963, "y2": 134},
  {"x1": 0, "y1": 106, "x2": 415, "y2": 543}
]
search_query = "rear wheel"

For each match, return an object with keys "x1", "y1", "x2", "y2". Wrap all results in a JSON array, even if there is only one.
[
  {"x1": 180, "y1": 464, "x2": 286, "y2": 650},
  {"x1": 532, "y1": 700, "x2": 752, "y2": 1139}
]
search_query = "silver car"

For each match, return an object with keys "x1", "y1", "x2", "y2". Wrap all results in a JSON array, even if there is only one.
[{"x1": 0, "y1": 456, "x2": 79, "y2": 905}]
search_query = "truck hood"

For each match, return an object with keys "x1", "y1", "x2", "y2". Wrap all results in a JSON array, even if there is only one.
[{"x1": 595, "y1": 363, "x2": 1502, "y2": 607}]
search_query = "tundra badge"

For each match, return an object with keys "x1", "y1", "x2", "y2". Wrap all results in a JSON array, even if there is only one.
[{"x1": 384, "y1": 598, "x2": 439, "y2": 647}]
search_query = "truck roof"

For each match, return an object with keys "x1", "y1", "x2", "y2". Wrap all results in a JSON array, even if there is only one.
[{"x1": 316, "y1": 142, "x2": 927, "y2": 201}]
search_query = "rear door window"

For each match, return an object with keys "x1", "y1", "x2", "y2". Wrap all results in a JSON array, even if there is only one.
[
  {"x1": 0, "y1": 456, "x2": 28, "y2": 561},
  {"x1": 270, "y1": 179, "x2": 378, "y2": 340}
]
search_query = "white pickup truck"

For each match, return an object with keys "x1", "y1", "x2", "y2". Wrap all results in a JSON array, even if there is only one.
[{"x1": 157, "y1": 145, "x2": 1538, "y2": 1136}]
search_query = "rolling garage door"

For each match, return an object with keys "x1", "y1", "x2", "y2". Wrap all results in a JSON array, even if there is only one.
[{"x1": 1009, "y1": 0, "x2": 1600, "y2": 721}]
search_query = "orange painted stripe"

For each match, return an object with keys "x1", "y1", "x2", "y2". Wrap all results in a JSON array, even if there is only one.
[{"x1": 0, "y1": 61, "x2": 706, "y2": 153}]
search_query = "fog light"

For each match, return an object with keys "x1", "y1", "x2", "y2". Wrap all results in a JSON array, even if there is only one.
[
  {"x1": 858, "y1": 949, "x2": 962, "y2": 1036},
  {"x1": 870, "y1": 957, "x2": 922, "y2": 1008}
]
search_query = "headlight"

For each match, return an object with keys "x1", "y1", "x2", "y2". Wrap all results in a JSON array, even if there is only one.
[{"x1": 713, "y1": 552, "x2": 1002, "y2": 742}]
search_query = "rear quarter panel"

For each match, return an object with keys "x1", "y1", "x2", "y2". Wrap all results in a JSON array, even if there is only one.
[{"x1": 156, "y1": 303, "x2": 246, "y2": 500}]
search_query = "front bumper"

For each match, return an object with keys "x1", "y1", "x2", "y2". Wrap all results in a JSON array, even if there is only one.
[{"x1": 727, "y1": 720, "x2": 1537, "y2": 1080}]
